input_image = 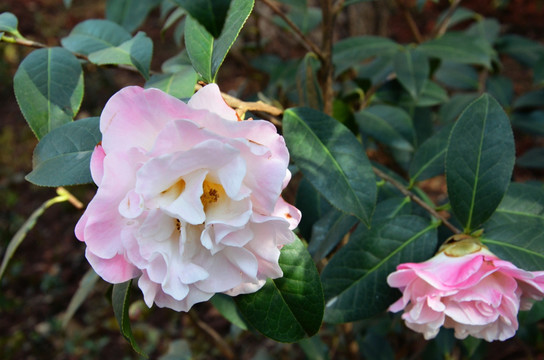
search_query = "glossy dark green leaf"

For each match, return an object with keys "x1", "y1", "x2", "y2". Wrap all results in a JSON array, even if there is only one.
[
  {"x1": 355, "y1": 55, "x2": 394, "y2": 85},
  {"x1": 394, "y1": 47, "x2": 429, "y2": 100},
  {"x1": 210, "y1": 293, "x2": 248, "y2": 330},
  {"x1": 0, "y1": 12, "x2": 20, "y2": 36},
  {"x1": 172, "y1": 0, "x2": 230, "y2": 38},
  {"x1": 14, "y1": 47, "x2": 84, "y2": 139},
  {"x1": 356, "y1": 105, "x2": 415, "y2": 151},
  {"x1": 308, "y1": 208, "x2": 357, "y2": 260},
  {"x1": 26, "y1": 117, "x2": 101, "y2": 186},
  {"x1": 485, "y1": 75, "x2": 513, "y2": 107},
  {"x1": 112, "y1": 281, "x2": 146, "y2": 357},
  {"x1": 283, "y1": 107, "x2": 377, "y2": 225},
  {"x1": 513, "y1": 89, "x2": 544, "y2": 110},
  {"x1": 235, "y1": 237, "x2": 324, "y2": 343},
  {"x1": 517, "y1": 148, "x2": 544, "y2": 169},
  {"x1": 419, "y1": 32, "x2": 492, "y2": 68},
  {"x1": 409, "y1": 124, "x2": 453, "y2": 184},
  {"x1": 434, "y1": 62, "x2": 479, "y2": 90},
  {"x1": 333, "y1": 36, "x2": 401, "y2": 76},
  {"x1": 435, "y1": 7, "x2": 476, "y2": 30},
  {"x1": 295, "y1": 177, "x2": 332, "y2": 241},
  {"x1": 144, "y1": 66, "x2": 197, "y2": 98},
  {"x1": 418, "y1": 81, "x2": 448, "y2": 106},
  {"x1": 439, "y1": 93, "x2": 480, "y2": 123},
  {"x1": 496, "y1": 34, "x2": 544, "y2": 68},
  {"x1": 61, "y1": 19, "x2": 131, "y2": 55},
  {"x1": 273, "y1": 6, "x2": 322, "y2": 35},
  {"x1": 466, "y1": 18, "x2": 500, "y2": 45},
  {"x1": 511, "y1": 110, "x2": 544, "y2": 136},
  {"x1": 185, "y1": 0, "x2": 254, "y2": 82},
  {"x1": 446, "y1": 94, "x2": 515, "y2": 231},
  {"x1": 485, "y1": 182, "x2": 544, "y2": 228},
  {"x1": 88, "y1": 31, "x2": 153, "y2": 79},
  {"x1": 535, "y1": 55, "x2": 544, "y2": 86},
  {"x1": 106, "y1": 0, "x2": 162, "y2": 32},
  {"x1": 321, "y1": 215, "x2": 438, "y2": 323},
  {"x1": 296, "y1": 53, "x2": 323, "y2": 109},
  {"x1": 481, "y1": 223, "x2": 544, "y2": 271}
]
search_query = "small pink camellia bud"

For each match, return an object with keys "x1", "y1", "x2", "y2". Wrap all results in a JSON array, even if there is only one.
[
  {"x1": 387, "y1": 235, "x2": 544, "y2": 341},
  {"x1": 76, "y1": 84, "x2": 301, "y2": 312}
]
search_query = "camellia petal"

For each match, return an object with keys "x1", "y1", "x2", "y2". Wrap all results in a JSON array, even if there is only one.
[{"x1": 76, "y1": 84, "x2": 300, "y2": 312}]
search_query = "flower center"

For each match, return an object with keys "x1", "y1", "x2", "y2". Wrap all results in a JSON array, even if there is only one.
[{"x1": 200, "y1": 180, "x2": 225, "y2": 211}]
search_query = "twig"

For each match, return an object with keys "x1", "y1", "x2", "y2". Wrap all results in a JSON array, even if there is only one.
[
  {"x1": 187, "y1": 309, "x2": 235, "y2": 360},
  {"x1": 320, "y1": 0, "x2": 336, "y2": 115},
  {"x1": 394, "y1": 0, "x2": 423, "y2": 43},
  {"x1": 260, "y1": 0, "x2": 325, "y2": 61},
  {"x1": 332, "y1": 0, "x2": 346, "y2": 15},
  {"x1": 194, "y1": 83, "x2": 284, "y2": 119},
  {"x1": 1, "y1": 35, "x2": 155, "y2": 75},
  {"x1": 56, "y1": 187, "x2": 84, "y2": 209},
  {"x1": 372, "y1": 166, "x2": 462, "y2": 234},
  {"x1": 432, "y1": 0, "x2": 462, "y2": 38}
]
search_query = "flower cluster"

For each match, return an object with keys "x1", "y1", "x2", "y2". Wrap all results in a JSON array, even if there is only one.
[
  {"x1": 388, "y1": 237, "x2": 544, "y2": 341},
  {"x1": 76, "y1": 84, "x2": 301, "y2": 311}
]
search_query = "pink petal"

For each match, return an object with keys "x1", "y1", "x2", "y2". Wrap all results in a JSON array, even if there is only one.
[{"x1": 187, "y1": 83, "x2": 238, "y2": 122}]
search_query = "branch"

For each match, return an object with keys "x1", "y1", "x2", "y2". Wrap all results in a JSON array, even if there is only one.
[
  {"x1": 372, "y1": 167, "x2": 462, "y2": 234},
  {"x1": 320, "y1": 0, "x2": 335, "y2": 115},
  {"x1": 394, "y1": 0, "x2": 423, "y2": 43},
  {"x1": 432, "y1": 0, "x2": 462, "y2": 38},
  {"x1": 187, "y1": 309, "x2": 235, "y2": 360},
  {"x1": 260, "y1": 0, "x2": 325, "y2": 61}
]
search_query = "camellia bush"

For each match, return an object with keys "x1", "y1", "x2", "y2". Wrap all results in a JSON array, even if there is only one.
[{"x1": 2, "y1": 0, "x2": 544, "y2": 358}]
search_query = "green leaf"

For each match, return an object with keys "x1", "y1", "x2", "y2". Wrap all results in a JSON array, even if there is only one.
[
  {"x1": 235, "y1": 237, "x2": 324, "y2": 343},
  {"x1": 394, "y1": 47, "x2": 429, "y2": 100},
  {"x1": 403, "y1": 80, "x2": 448, "y2": 107},
  {"x1": 435, "y1": 7, "x2": 476, "y2": 30},
  {"x1": 0, "y1": 12, "x2": 20, "y2": 37},
  {"x1": 446, "y1": 94, "x2": 515, "y2": 231},
  {"x1": 62, "y1": 268, "x2": 100, "y2": 328},
  {"x1": 511, "y1": 110, "x2": 544, "y2": 136},
  {"x1": 485, "y1": 75, "x2": 513, "y2": 107},
  {"x1": 409, "y1": 124, "x2": 453, "y2": 184},
  {"x1": 112, "y1": 281, "x2": 146, "y2": 357},
  {"x1": 172, "y1": 0, "x2": 231, "y2": 38},
  {"x1": 439, "y1": 92, "x2": 480, "y2": 123},
  {"x1": 144, "y1": 66, "x2": 198, "y2": 98},
  {"x1": 308, "y1": 208, "x2": 357, "y2": 260},
  {"x1": 419, "y1": 32, "x2": 492, "y2": 68},
  {"x1": 295, "y1": 177, "x2": 332, "y2": 241},
  {"x1": 210, "y1": 293, "x2": 248, "y2": 330},
  {"x1": 106, "y1": 0, "x2": 162, "y2": 33},
  {"x1": 88, "y1": 31, "x2": 153, "y2": 79},
  {"x1": 26, "y1": 117, "x2": 101, "y2": 186},
  {"x1": 185, "y1": 0, "x2": 254, "y2": 82},
  {"x1": 496, "y1": 34, "x2": 544, "y2": 68},
  {"x1": 14, "y1": 47, "x2": 84, "y2": 139},
  {"x1": 466, "y1": 18, "x2": 501, "y2": 45},
  {"x1": 434, "y1": 62, "x2": 479, "y2": 90},
  {"x1": 283, "y1": 107, "x2": 377, "y2": 226},
  {"x1": 481, "y1": 223, "x2": 544, "y2": 271},
  {"x1": 296, "y1": 53, "x2": 323, "y2": 109},
  {"x1": 513, "y1": 89, "x2": 544, "y2": 110},
  {"x1": 355, "y1": 105, "x2": 415, "y2": 151},
  {"x1": 517, "y1": 148, "x2": 544, "y2": 169},
  {"x1": 321, "y1": 215, "x2": 438, "y2": 323},
  {"x1": 61, "y1": 19, "x2": 132, "y2": 55},
  {"x1": 534, "y1": 55, "x2": 544, "y2": 86},
  {"x1": 333, "y1": 36, "x2": 401, "y2": 76},
  {"x1": 485, "y1": 182, "x2": 544, "y2": 228}
]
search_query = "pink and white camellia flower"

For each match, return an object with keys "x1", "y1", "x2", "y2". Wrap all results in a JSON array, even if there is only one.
[
  {"x1": 75, "y1": 84, "x2": 301, "y2": 311},
  {"x1": 387, "y1": 236, "x2": 544, "y2": 341}
]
